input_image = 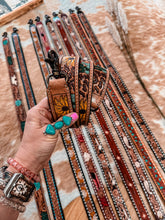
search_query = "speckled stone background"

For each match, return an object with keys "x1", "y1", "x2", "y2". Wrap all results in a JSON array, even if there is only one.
[{"x1": 0, "y1": 0, "x2": 165, "y2": 219}]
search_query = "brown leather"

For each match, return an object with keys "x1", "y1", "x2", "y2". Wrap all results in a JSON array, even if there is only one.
[{"x1": 47, "y1": 77, "x2": 73, "y2": 121}]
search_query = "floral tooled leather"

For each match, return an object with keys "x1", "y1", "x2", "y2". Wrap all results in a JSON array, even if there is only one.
[{"x1": 47, "y1": 77, "x2": 73, "y2": 121}]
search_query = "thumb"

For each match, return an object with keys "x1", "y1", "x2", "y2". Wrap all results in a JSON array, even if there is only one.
[{"x1": 43, "y1": 112, "x2": 79, "y2": 137}]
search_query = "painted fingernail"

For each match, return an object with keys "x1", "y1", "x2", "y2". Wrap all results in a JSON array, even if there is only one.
[{"x1": 71, "y1": 113, "x2": 78, "y2": 121}]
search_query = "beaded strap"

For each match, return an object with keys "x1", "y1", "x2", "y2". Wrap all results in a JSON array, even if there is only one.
[
  {"x1": 35, "y1": 16, "x2": 51, "y2": 56},
  {"x1": 70, "y1": 11, "x2": 101, "y2": 66},
  {"x1": 77, "y1": 8, "x2": 165, "y2": 173},
  {"x1": 74, "y1": 8, "x2": 165, "y2": 202},
  {"x1": 95, "y1": 109, "x2": 150, "y2": 219},
  {"x1": 52, "y1": 13, "x2": 75, "y2": 56},
  {"x1": 102, "y1": 96, "x2": 165, "y2": 219},
  {"x1": 45, "y1": 15, "x2": 64, "y2": 56},
  {"x1": 59, "y1": 11, "x2": 89, "y2": 60},
  {"x1": 84, "y1": 123, "x2": 131, "y2": 220},
  {"x1": 69, "y1": 11, "x2": 110, "y2": 110},
  {"x1": 28, "y1": 19, "x2": 50, "y2": 87},
  {"x1": 12, "y1": 28, "x2": 36, "y2": 109},
  {"x1": 61, "y1": 130, "x2": 99, "y2": 220},
  {"x1": 72, "y1": 127, "x2": 117, "y2": 220},
  {"x1": 106, "y1": 84, "x2": 165, "y2": 200},
  {"x1": 2, "y1": 32, "x2": 26, "y2": 136},
  {"x1": 43, "y1": 161, "x2": 65, "y2": 220},
  {"x1": 7, "y1": 158, "x2": 40, "y2": 183}
]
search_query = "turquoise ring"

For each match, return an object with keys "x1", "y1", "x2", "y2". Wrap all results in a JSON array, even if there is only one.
[
  {"x1": 44, "y1": 124, "x2": 56, "y2": 135},
  {"x1": 44, "y1": 116, "x2": 72, "y2": 135}
]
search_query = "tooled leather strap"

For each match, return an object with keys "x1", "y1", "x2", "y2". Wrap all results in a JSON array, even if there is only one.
[
  {"x1": 43, "y1": 161, "x2": 64, "y2": 220},
  {"x1": 60, "y1": 56, "x2": 79, "y2": 115},
  {"x1": 103, "y1": 95, "x2": 165, "y2": 218},
  {"x1": 52, "y1": 13, "x2": 75, "y2": 56},
  {"x1": 72, "y1": 128, "x2": 117, "y2": 220},
  {"x1": 11, "y1": 29, "x2": 50, "y2": 220},
  {"x1": 84, "y1": 123, "x2": 131, "y2": 219},
  {"x1": 69, "y1": 11, "x2": 109, "y2": 110},
  {"x1": 35, "y1": 16, "x2": 51, "y2": 56},
  {"x1": 28, "y1": 19, "x2": 50, "y2": 87},
  {"x1": 29, "y1": 22, "x2": 66, "y2": 218},
  {"x1": 78, "y1": 59, "x2": 93, "y2": 125},
  {"x1": 61, "y1": 130, "x2": 99, "y2": 220},
  {"x1": 2, "y1": 32, "x2": 26, "y2": 136},
  {"x1": 76, "y1": 8, "x2": 165, "y2": 199},
  {"x1": 12, "y1": 28, "x2": 36, "y2": 109},
  {"x1": 47, "y1": 77, "x2": 73, "y2": 121},
  {"x1": 76, "y1": 8, "x2": 165, "y2": 173},
  {"x1": 106, "y1": 84, "x2": 165, "y2": 200},
  {"x1": 95, "y1": 109, "x2": 150, "y2": 220},
  {"x1": 59, "y1": 11, "x2": 89, "y2": 60},
  {"x1": 45, "y1": 15, "x2": 64, "y2": 57}
]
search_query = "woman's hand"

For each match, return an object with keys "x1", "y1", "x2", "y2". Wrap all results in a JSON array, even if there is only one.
[{"x1": 10, "y1": 97, "x2": 78, "y2": 174}]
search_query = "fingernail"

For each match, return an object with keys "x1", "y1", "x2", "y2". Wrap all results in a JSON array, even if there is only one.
[{"x1": 71, "y1": 113, "x2": 78, "y2": 121}]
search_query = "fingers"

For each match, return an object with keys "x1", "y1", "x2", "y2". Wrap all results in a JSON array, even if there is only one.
[{"x1": 43, "y1": 112, "x2": 79, "y2": 137}]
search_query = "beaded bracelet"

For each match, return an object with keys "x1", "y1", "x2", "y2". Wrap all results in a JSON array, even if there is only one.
[
  {"x1": 7, "y1": 158, "x2": 40, "y2": 183},
  {"x1": 0, "y1": 194, "x2": 26, "y2": 213}
]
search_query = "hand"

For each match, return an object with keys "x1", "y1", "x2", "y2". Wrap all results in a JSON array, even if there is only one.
[{"x1": 10, "y1": 97, "x2": 78, "y2": 174}]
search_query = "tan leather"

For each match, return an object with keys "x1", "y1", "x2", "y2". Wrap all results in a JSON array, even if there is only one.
[{"x1": 47, "y1": 77, "x2": 73, "y2": 121}]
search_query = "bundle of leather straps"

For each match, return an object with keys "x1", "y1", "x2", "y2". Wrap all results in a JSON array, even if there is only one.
[{"x1": 46, "y1": 50, "x2": 109, "y2": 125}]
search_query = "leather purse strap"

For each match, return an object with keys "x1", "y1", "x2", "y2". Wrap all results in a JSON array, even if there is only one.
[
  {"x1": 12, "y1": 30, "x2": 65, "y2": 220},
  {"x1": 2, "y1": 32, "x2": 26, "y2": 136},
  {"x1": 28, "y1": 19, "x2": 50, "y2": 87},
  {"x1": 35, "y1": 16, "x2": 51, "y2": 56},
  {"x1": 76, "y1": 8, "x2": 165, "y2": 174},
  {"x1": 61, "y1": 130, "x2": 99, "y2": 219},
  {"x1": 72, "y1": 128, "x2": 117, "y2": 220},
  {"x1": 59, "y1": 11, "x2": 89, "y2": 60},
  {"x1": 85, "y1": 122, "x2": 131, "y2": 219},
  {"x1": 107, "y1": 84, "x2": 165, "y2": 200},
  {"x1": 47, "y1": 77, "x2": 73, "y2": 121},
  {"x1": 12, "y1": 28, "x2": 36, "y2": 109},
  {"x1": 45, "y1": 15, "x2": 64, "y2": 57},
  {"x1": 95, "y1": 109, "x2": 150, "y2": 220},
  {"x1": 52, "y1": 13, "x2": 75, "y2": 56},
  {"x1": 69, "y1": 11, "x2": 110, "y2": 110},
  {"x1": 103, "y1": 94, "x2": 164, "y2": 218}
]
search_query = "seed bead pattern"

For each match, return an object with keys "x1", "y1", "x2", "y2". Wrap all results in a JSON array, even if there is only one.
[
  {"x1": 35, "y1": 17, "x2": 51, "y2": 56},
  {"x1": 77, "y1": 9, "x2": 165, "y2": 173},
  {"x1": 95, "y1": 109, "x2": 150, "y2": 220},
  {"x1": 72, "y1": 127, "x2": 117, "y2": 220},
  {"x1": 102, "y1": 96, "x2": 165, "y2": 219},
  {"x1": 84, "y1": 123, "x2": 131, "y2": 220},
  {"x1": 59, "y1": 11, "x2": 89, "y2": 60},
  {"x1": 29, "y1": 20, "x2": 50, "y2": 87},
  {"x1": 45, "y1": 16, "x2": 64, "y2": 57},
  {"x1": 61, "y1": 130, "x2": 99, "y2": 220},
  {"x1": 106, "y1": 84, "x2": 165, "y2": 200},
  {"x1": 52, "y1": 14, "x2": 75, "y2": 57}
]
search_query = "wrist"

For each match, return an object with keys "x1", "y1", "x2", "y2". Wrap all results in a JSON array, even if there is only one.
[{"x1": 14, "y1": 147, "x2": 42, "y2": 175}]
